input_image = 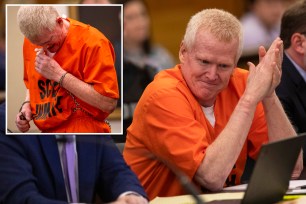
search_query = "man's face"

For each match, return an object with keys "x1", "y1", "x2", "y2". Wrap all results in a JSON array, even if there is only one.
[
  {"x1": 33, "y1": 20, "x2": 66, "y2": 53},
  {"x1": 180, "y1": 30, "x2": 238, "y2": 107}
]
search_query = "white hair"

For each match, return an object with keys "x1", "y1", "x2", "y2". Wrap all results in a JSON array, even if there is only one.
[
  {"x1": 183, "y1": 8, "x2": 243, "y2": 63},
  {"x1": 17, "y1": 6, "x2": 59, "y2": 42}
]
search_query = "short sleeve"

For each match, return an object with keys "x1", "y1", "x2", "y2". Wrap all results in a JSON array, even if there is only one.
[
  {"x1": 138, "y1": 87, "x2": 209, "y2": 179},
  {"x1": 83, "y1": 38, "x2": 119, "y2": 99}
]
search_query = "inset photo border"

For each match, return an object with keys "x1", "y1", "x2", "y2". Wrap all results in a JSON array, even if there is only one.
[{"x1": 6, "y1": 4, "x2": 123, "y2": 135}]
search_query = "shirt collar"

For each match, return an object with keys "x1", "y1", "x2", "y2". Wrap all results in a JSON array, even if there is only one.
[{"x1": 285, "y1": 52, "x2": 306, "y2": 83}]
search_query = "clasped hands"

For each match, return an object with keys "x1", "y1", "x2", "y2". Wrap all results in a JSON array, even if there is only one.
[{"x1": 245, "y1": 37, "x2": 283, "y2": 104}]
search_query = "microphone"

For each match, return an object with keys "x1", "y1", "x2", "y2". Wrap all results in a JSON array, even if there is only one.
[{"x1": 166, "y1": 163, "x2": 205, "y2": 204}]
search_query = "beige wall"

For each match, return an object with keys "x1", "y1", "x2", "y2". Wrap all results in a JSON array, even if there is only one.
[
  {"x1": 6, "y1": 5, "x2": 122, "y2": 133},
  {"x1": 6, "y1": 6, "x2": 25, "y2": 133}
]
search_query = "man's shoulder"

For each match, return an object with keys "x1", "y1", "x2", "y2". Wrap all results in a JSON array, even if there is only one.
[
  {"x1": 150, "y1": 66, "x2": 189, "y2": 94},
  {"x1": 68, "y1": 18, "x2": 108, "y2": 42},
  {"x1": 0, "y1": 135, "x2": 44, "y2": 156},
  {"x1": 0, "y1": 134, "x2": 40, "y2": 143},
  {"x1": 140, "y1": 66, "x2": 197, "y2": 108},
  {"x1": 154, "y1": 65, "x2": 184, "y2": 83}
]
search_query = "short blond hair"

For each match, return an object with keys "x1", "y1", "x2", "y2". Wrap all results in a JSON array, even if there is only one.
[
  {"x1": 183, "y1": 8, "x2": 243, "y2": 63},
  {"x1": 17, "y1": 6, "x2": 59, "y2": 42}
]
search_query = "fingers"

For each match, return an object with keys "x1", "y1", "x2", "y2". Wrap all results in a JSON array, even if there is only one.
[
  {"x1": 124, "y1": 196, "x2": 148, "y2": 204},
  {"x1": 34, "y1": 48, "x2": 44, "y2": 55},
  {"x1": 273, "y1": 47, "x2": 282, "y2": 72},
  {"x1": 35, "y1": 52, "x2": 42, "y2": 72},
  {"x1": 272, "y1": 61, "x2": 282, "y2": 84},
  {"x1": 15, "y1": 113, "x2": 30, "y2": 132},
  {"x1": 258, "y1": 46, "x2": 266, "y2": 62},
  {"x1": 35, "y1": 52, "x2": 47, "y2": 73},
  {"x1": 247, "y1": 61, "x2": 255, "y2": 73},
  {"x1": 115, "y1": 195, "x2": 148, "y2": 204},
  {"x1": 265, "y1": 37, "x2": 283, "y2": 58},
  {"x1": 272, "y1": 38, "x2": 283, "y2": 61},
  {"x1": 260, "y1": 38, "x2": 283, "y2": 74},
  {"x1": 19, "y1": 111, "x2": 26, "y2": 120},
  {"x1": 272, "y1": 40, "x2": 283, "y2": 71},
  {"x1": 25, "y1": 111, "x2": 32, "y2": 121}
]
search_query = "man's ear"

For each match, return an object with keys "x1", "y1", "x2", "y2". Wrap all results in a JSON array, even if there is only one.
[
  {"x1": 179, "y1": 42, "x2": 187, "y2": 64},
  {"x1": 291, "y1": 33, "x2": 305, "y2": 55}
]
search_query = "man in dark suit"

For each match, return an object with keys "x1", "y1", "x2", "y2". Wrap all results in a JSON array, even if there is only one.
[
  {"x1": 0, "y1": 102, "x2": 148, "y2": 204},
  {"x1": 276, "y1": 1, "x2": 306, "y2": 161}
]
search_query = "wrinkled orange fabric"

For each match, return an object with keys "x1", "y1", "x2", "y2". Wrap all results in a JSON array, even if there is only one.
[
  {"x1": 23, "y1": 18, "x2": 119, "y2": 133},
  {"x1": 123, "y1": 65, "x2": 268, "y2": 200}
]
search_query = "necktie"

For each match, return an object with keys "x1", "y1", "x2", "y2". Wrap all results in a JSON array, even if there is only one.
[{"x1": 61, "y1": 135, "x2": 78, "y2": 203}]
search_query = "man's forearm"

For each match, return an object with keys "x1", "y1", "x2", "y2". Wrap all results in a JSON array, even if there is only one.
[
  {"x1": 61, "y1": 73, "x2": 117, "y2": 114},
  {"x1": 262, "y1": 92, "x2": 296, "y2": 141},
  {"x1": 195, "y1": 95, "x2": 258, "y2": 191}
]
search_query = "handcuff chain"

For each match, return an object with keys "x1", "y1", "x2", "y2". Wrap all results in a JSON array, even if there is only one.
[{"x1": 66, "y1": 91, "x2": 111, "y2": 130}]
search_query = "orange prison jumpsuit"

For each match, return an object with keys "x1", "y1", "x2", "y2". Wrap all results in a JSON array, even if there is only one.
[
  {"x1": 23, "y1": 18, "x2": 119, "y2": 133},
  {"x1": 123, "y1": 65, "x2": 268, "y2": 200}
]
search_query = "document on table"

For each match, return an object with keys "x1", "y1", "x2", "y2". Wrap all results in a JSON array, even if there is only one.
[
  {"x1": 287, "y1": 180, "x2": 306, "y2": 194},
  {"x1": 149, "y1": 180, "x2": 306, "y2": 204},
  {"x1": 149, "y1": 192, "x2": 244, "y2": 204},
  {"x1": 223, "y1": 180, "x2": 306, "y2": 194}
]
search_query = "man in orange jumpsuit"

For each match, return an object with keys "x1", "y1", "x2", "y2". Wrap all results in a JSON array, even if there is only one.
[
  {"x1": 15, "y1": 6, "x2": 119, "y2": 133},
  {"x1": 123, "y1": 8, "x2": 303, "y2": 200}
]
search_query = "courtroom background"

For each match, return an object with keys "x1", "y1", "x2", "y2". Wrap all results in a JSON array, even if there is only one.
[{"x1": 0, "y1": 0, "x2": 247, "y2": 133}]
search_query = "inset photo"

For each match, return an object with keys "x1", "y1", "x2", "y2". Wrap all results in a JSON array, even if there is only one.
[{"x1": 6, "y1": 4, "x2": 122, "y2": 134}]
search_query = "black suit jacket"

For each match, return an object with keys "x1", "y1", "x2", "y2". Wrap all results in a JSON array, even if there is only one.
[
  {"x1": 276, "y1": 54, "x2": 306, "y2": 133},
  {"x1": 276, "y1": 54, "x2": 306, "y2": 164},
  {"x1": 0, "y1": 103, "x2": 147, "y2": 204}
]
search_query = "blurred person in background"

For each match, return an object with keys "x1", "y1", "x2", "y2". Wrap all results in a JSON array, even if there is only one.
[
  {"x1": 276, "y1": 0, "x2": 306, "y2": 162},
  {"x1": 118, "y1": 0, "x2": 175, "y2": 71},
  {"x1": 240, "y1": 0, "x2": 296, "y2": 56},
  {"x1": 116, "y1": 0, "x2": 175, "y2": 140}
]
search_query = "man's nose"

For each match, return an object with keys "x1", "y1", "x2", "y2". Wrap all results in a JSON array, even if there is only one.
[{"x1": 206, "y1": 65, "x2": 218, "y2": 81}]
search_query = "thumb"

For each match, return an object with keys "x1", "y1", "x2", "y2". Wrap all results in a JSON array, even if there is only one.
[
  {"x1": 247, "y1": 61, "x2": 256, "y2": 74},
  {"x1": 25, "y1": 111, "x2": 32, "y2": 121}
]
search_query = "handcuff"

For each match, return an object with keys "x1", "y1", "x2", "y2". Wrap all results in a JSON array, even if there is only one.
[{"x1": 19, "y1": 101, "x2": 30, "y2": 120}]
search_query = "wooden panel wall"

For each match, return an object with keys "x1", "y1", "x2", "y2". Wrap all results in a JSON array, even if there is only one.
[{"x1": 145, "y1": 0, "x2": 246, "y2": 62}]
